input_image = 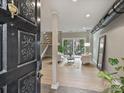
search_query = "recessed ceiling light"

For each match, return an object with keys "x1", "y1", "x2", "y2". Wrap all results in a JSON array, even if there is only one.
[
  {"x1": 86, "y1": 14, "x2": 91, "y2": 18},
  {"x1": 72, "y1": 0, "x2": 77, "y2": 2}
]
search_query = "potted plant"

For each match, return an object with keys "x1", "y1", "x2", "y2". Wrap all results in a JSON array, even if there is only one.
[
  {"x1": 98, "y1": 57, "x2": 124, "y2": 93},
  {"x1": 58, "y1": 43, "x2": 65, "y2": 53}
]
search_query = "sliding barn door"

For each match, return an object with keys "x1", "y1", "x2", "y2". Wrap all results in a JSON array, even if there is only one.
[{"x1": 0, "y1": 0, "x2": 41, "y2": 93}]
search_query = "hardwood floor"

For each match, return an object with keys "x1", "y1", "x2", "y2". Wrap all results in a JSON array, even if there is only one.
[
  {"x1": 41, "y1": 84, "x2": 100, "y2": 93},
  {"x1": 41, "y1": 58, "x2": 106, "y2": 92}
]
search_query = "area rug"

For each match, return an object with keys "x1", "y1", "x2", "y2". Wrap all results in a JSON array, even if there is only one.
[{"x1": 41, "y1": 84, "x2": 100, "y2": 93}]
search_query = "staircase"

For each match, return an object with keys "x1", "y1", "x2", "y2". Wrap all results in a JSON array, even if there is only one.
[{"x1": 41, "y1": 32, "x2": 52, "y2": 59}]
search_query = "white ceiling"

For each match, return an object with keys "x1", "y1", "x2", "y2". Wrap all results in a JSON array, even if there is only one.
[{"x1": 48, "y1": 0, "x2": 116, "y2": 32}]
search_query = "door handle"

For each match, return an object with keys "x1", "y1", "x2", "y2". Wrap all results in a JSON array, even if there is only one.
[
  {"x1": 37, "y1": 72, "x2": 43, "y2": 79},
  {"x1": 8, "y1": 0, "x2": 18, "y2": 18}
]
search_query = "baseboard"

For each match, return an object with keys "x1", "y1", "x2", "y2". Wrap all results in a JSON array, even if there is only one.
[
  {"x1": 51, "y1": 82, "x2": 59, "y2": 90},
  {"x1": 42, "y1": 56, "x2": 52, "y2": 59}
]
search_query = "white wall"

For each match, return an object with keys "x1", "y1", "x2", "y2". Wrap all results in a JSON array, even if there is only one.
[
  {"x1": 93, "y1": 14, "x2": 124, "y2": 72},
  {"x1": 61, "y1": 32, "x2": 90, "y2": 41},
  {"x1": 41, "y1": 0, "x2": 52, "y2": 32}
]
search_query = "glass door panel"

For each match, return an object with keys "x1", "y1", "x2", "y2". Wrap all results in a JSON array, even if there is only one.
[
  {"x1": 74, "y1": 39, "x2": 85, "y2": 55},
  {"x1": 63, "y1": 39, "x2": 73, "y2": 56},
  {"x1": 63, "y1": 38, "x2": 85, "y2": 56}
]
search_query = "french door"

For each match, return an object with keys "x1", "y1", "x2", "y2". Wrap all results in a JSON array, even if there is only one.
[
  {"x1": 63, "y1": 38, "x2": 86, "y2": 56},
  {"x1": 0, "y1": 0, "x2": 41, "y2": 93}
]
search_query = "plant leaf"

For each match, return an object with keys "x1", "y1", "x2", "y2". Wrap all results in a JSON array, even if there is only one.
[
  {"x1": 109, "y1": 58, "x2": 119, "y2": 66},
  {"x1": 123, "y1": 67, "x2": 124, "y2": 72},
  {"x1": 121, "y1": 58, "x2": 124, "y2": 61},
  {"x1": 120, "y1": 77, "x2": 124, "y2": 85},
  {"x1": 120, "y1": 86, "x2": 124, "y2": 92},
  {"x1": 111, "y1": 85, "x2": 123, "y2": 93},
  {"x1": 114, "y1": 90, "x2": 123, "y2": 93},
  {"x1": 98, "y1": 71, "x2": 113, "y2": 82},
  {"x1": 115, "y1": 66, "x2": 122, "y2": 71},
  {"x1": 111, "y1": 85, "x2": 119, "y2": 89}
]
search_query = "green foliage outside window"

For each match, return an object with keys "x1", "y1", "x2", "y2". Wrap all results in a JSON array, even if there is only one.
[
  {"x1": 74, "y1": 39, "x2": 85, "y2": 55},
  {"x1": 58, "y1": 43, "x2": 65, "y2": 53}
]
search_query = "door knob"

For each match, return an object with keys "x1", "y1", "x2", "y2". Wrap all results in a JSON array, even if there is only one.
[{"x1": 8, "y1": 0, "x2": 18, "y2": 18}]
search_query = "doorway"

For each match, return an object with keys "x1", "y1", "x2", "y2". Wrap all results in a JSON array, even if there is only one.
[{"x1": 41, "y1": 32, "x2": 104, "y2": 91}]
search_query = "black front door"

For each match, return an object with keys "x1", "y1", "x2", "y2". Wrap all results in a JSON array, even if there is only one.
[{"x1": 0, "y1": 0, "x2": 41, "y2": 93}]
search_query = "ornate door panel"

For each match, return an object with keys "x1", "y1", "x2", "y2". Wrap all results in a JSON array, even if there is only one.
[
  {"x1": 19, "y1": 0, "x2": 36, "y2": 23},
  {"x1": 0, "y1": 0, "x2": 41, "y2": 93},
  {"x1": 19, "y1": 31, "x2": 36, "y2": 65}
]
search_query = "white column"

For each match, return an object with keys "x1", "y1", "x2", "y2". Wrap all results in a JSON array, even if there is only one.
[{"x1": 51, "y1": 12, "x2": 59, "y2": 89}]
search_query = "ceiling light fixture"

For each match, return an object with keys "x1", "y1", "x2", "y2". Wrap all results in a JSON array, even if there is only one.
[
  {"x1": 86, "y1": 14, "x2": 91, "y2": 18},
  {"x1": 72, "y1": 0, "x2": 77, "y2": 2},
  {"x1": 84, "y1": 43, "x2": 90, "y2": 47}
]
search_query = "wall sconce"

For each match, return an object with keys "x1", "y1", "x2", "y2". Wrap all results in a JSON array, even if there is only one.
[{"x1": 84, "y1": 43, "x2": 90, "y2": 47}]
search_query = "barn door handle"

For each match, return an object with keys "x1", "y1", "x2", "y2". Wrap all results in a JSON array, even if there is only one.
[{"x1": 8, "y1": 0, "x2": 18, "y2": 18}]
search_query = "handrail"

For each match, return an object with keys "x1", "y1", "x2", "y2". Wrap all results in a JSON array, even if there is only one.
[{"x1": 41, "y1": 44, "x2": 49, "y2": 59}]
